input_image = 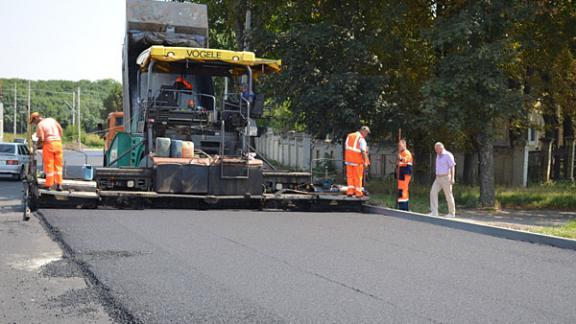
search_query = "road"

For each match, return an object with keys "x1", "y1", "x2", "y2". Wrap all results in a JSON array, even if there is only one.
[
  {"x1": 39, "y1": 208, "x2": 576, "y2": 323},
  {"x1": 4, "y1": 149, "x2": 576, "y2": 323}
]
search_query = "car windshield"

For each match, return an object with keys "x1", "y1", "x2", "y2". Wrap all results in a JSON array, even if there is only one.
[{"x1": 0, "y1": 144, "x2": 15, "y2": 154}]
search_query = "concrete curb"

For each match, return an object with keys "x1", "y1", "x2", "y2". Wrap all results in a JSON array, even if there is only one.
[{"x1": 363, "y1": 205, "x2": 576, "y2": 251}]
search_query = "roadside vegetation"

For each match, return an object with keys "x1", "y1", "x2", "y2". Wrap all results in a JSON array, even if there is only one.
[
  {"x1": 534, "y1": 221, "x2": 576, "y2": 239},
  {"x1": 0, "y1": 78, "x2": 122, "y2": 139},
  {"x1": 366, "y1": 179, "x2": 576, "y2": 214},
  {"x1": 2, "y1": 130, "x2": 104, "y2": 149}
]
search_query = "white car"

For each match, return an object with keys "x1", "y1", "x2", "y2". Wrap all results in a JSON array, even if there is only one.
[{"x1": 0, "y1": 142, "x2": 30, "y2": 180}]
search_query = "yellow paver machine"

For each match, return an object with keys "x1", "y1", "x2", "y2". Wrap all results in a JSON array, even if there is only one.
[{"x1": 23, "y1": 0, "x2": 367, "y2": 217}]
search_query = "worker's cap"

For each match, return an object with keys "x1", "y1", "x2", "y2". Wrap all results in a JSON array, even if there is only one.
[
  {"x1": 360, "y1": 126, "x2": 371, "y2": 134},
  {"x1": 29, "y1": 112, "x2": 41, "y2": 124}
]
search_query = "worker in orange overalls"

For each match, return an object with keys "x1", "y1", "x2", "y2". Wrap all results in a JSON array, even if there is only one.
[
  {"x1": 397, "y1": 139, "x2": 413, "y2": 210},
  {"x1": 30, "y1": 112, "x2": 64, "y2": 191},
  {"x1": 174, "y1": 76, "x2": 193, "y2": 90},
  {"x1": 344, "y1": 126, "x2": 370, "y2": 197}
]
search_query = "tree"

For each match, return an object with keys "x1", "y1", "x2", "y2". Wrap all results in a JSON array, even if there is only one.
[
  {"x1": 102, "y1": 82, "x2": 123, "y2": 120},
  {"x1": 421, "y1": 1, "x2": 527, "y2": 206},
  {"x1": 516, "y1": 1, "x2": 576, "y2": 181}
]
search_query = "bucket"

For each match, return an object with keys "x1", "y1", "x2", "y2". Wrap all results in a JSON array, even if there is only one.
[
  {"x1": 155, "y1": 137, "x2": 171, "y2": 157},
  {"x1": 170, "y1": 140, "x2": 183, "y2": 158},
  {"x1": 82, "y1": 164, "x2": 94, "y2": 181},
  {"x1": 182, "y1": 141, "x2": 194, "y2": 158}
]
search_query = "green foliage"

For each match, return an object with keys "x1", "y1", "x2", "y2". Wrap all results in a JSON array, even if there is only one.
[
  {"x1": 0, "y1": 78, "x2": 122, "y2": 134},
  {"x1": 420, "y1": 1, "x2": 527, "y2": 142},
  {"x1": 82, "y1": 133, "x2": 105, "y2": 148},
  {"x1": 62, "y1": 125, "x2": 104, "y2": 148},
  {"x1": 63, "y1": 124, "x2": 80, "y2": 143},
  {"x1": 261, "y1": 99, "x2": 305, "y2": 133},
  {"x1": 101, "y1": 82, "x2": 123, "y2": 120}
]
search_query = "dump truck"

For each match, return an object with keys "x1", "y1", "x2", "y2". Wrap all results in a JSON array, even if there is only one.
[{"x1": 23, "y1": 0, "x2": 367, "y2": 215}]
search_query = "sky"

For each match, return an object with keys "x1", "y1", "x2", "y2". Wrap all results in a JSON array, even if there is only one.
[{"x1": 0, "y1": 0, "x2": 125, "y2": 81}]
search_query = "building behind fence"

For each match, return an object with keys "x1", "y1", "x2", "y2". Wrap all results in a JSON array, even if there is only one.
[
  {"x1": 255, "y1": 130, "x2": 396, "y2": 180},
  {"x1": 255, "y1": 128, "x2": 557, "y2": 187}
]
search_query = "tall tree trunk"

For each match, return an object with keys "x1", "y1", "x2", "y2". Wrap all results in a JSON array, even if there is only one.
[
  {"x1": 541, "y1": 94, "x2": 558, "y2": 182},
  {"x1": 413, "y1": 137, "x2": 430, "y2": 185},
  {"x1": 463, "y1": 152, "x2": 475, "y2": 185},
  {"x1": 232, "y1": 0, "x2": 249, "y2": 50},
  {"x1": 477, "y1": 125, "x2": 495, "y2": 208},
  {"x1": 563, "y1": 115, "x2": 574, "y2": 180},
  {"x1": 540, "y1": 138, "x2": 554, "y2": 182}
]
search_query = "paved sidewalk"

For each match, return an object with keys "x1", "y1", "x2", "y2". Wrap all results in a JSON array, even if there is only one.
[{"x1": 457, "y1": 208, "x2": 576, "y2": 231}]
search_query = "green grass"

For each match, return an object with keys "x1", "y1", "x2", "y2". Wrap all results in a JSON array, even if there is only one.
[
  {"x1": 535, "y1": 221, "x2": 576, "y2": 239},
  {"x1": 367, "y1": 178, "x2": 576, "y2": 212},
  {"x1": 2, "y1": 132, "x2": 26, "y2": 142},
  {"x1": 80, "y1": 133, "x2": 104, "y2": 148},
  {"x1": 365, "y1": 178, "x2": 449, "y2": 214}
]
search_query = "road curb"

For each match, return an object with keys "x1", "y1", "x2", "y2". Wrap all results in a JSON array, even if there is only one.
[{"x1": 363, "y1": 205, "x2": 576, "y2": 251}]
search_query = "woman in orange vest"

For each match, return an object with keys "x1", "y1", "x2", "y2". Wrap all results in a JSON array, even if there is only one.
[
  {"x1": 397, "y1": 139, "x2": 413, "y2": 210},
  {"x1": 344, "y1": 126, "x2": 370, "y2": 197},
  {"x1": 30, "y1": 112, "x2": 64, "y2": 191}
]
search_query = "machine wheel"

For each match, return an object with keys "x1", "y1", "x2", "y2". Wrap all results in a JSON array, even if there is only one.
[
  {"x1": 23, "y1": 207, "x2": 31, "y2": 221},
  {"x1": 22, "y1": 184, "x2": 31, "y2": 221}
]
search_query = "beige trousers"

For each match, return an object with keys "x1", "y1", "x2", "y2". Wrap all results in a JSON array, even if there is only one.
[{"x1": 430, "y1": 175, "x2": 456, "y2": 216}]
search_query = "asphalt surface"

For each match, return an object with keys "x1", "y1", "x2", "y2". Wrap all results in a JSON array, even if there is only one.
[
  {"x1": 7, "y1": 149, "x2": 576, "y2": 323},
  {"x1": 0, "y1": 180, "x2": 112, "y2": 324},
  {"x1": 40, "y1": 208, "x2": 576, "y2": 324}
]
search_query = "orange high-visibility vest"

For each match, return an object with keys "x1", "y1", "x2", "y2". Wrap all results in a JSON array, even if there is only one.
[
  {"x1": 37, "y1": 118, "x2": 63, "y2": 142},
  {"x1": 399, "y1": 149, "x2": 413, "y2": 167},
  {"x1": 345, "y1": 132, "x2": 364, "y2": 164},
  {"x1": 176, "y1": 76, "x2": 193, "y2": 90}
]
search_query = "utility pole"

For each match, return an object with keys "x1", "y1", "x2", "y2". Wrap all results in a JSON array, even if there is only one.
[
  {"x1": 0, "y1": 83, "x2": 4, "y2": 142},
  {"x1": 13, "y1": 83, "x2": 17, "y2": 137},
  {"x1": 77, "y1": 87, "x2": 81, "y2": 148},
  {"x1": 72, "y1": 91, "x2": 76, "y2": 126},
  {"x1": 27, "y1": 80, "x2": 31, "y2": 123}
]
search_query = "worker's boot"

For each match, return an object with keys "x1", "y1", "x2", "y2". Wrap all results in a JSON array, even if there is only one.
[{"x1": 55, "y1": 184, "x2": 63, "y2": 192}]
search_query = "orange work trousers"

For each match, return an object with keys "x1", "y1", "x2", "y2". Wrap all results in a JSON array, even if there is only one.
[
  {"x1": 43, "y1": 140, "x2": 63, "y2": 187},
  {"x1": 398, "y1": 174, "x2": 411, "y2": 210},
  {"x1": 346, "y1": 164, "x2": 364, "y2": 197}
]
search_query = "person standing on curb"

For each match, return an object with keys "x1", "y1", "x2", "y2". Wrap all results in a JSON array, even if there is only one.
[
  {"x1": 430, "y1": 142, "x2": 456, "y2": 217},
  {"x1": 397, "y1": 139, "x2": 413, "y2": 211},
  {"x1": 344, "y1": 126, "x2": 371, "y2": 197}
]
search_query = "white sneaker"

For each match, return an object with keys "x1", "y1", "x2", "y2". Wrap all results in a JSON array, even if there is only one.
[{"x1": 446, "y1": 214, "x2": 456, "y2": 218}]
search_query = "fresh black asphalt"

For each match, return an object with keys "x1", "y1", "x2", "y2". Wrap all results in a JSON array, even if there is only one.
[{"x1": 40, "y1": 208, "x2": 576, "y2": 323}]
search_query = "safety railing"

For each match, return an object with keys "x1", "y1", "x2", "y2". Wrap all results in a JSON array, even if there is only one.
[
  {"x1": 150, "y1": 89, "x2": 217, "y2": 120},
  {"x1": 220, "y1": 92, "x2": 252, "y2": 179}
]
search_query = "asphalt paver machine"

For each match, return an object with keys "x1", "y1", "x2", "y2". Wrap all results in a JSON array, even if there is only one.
[{"x1": 23, "y1": 0, "x2": 367, "y2": 215}]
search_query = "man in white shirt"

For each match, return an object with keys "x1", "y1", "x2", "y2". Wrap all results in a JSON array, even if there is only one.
[{"x1": 430, "y1": 142, "x2": 456, "y2": 217}]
